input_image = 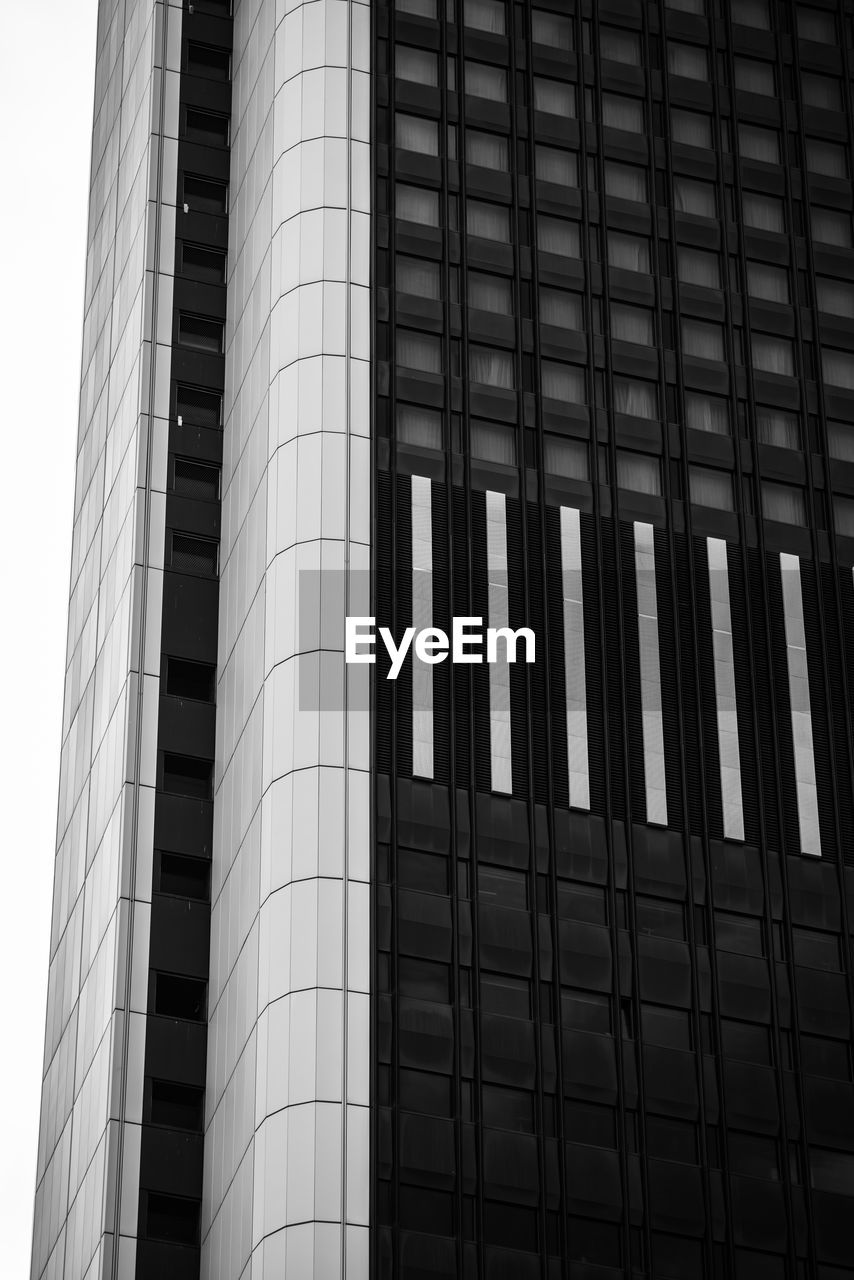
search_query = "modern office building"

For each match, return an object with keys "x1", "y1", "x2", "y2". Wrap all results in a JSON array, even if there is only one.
[{"x1": 31, "y1": 0, "x2": 854, "y2": 1277}]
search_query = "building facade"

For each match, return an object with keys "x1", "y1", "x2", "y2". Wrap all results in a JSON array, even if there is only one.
[{"x1": 32, "y1": 0, "x2": 854, "y2": 1278}]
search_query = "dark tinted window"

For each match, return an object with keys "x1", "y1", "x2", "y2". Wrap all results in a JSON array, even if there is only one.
[
  {"x1": 162, "y1": 752, "x2": 214, "y2": 799},
  {"x1": 152, "y1": 972, "x2": 207, "y2": 1021},
  {"x1": 149, "y1": 1080, "x2": 205, "y2": 1131},
  {"x1": 144, "y1": 1192, "x2": 200, "y2": 1244},
  {"x1": 185, "y1": 108, "x2": 230, "y2": 145},
  {"x1": 176, "y1": 385, "x2": 221, "y2": 427},
  {"x1": 183, "y1": 173, "x2": 228, "y2": 214},
  {"x1": 166, "y1": 657, "x2": 215, "y2": 701},
  {"x1": 170, "y1": 533, "x2": 219, "y2": 576},
  {"x1": 182, "y1": 243, "x2": 226, "y2": 283},
  {"x1": 398, "y1": 848, "x2": 449, "y2": 894},
  {"x1": 173, "y1": 458, "x2": 220, "y2": 501},
  {"x1": 398, "y1": 956, "x2": 451, "y2": 1003},
  {"x1": 156, "y1": 851, "x2": 210, "y2": 901},
  {"x1": 187, "y1": 42, "x2": 230, "y2": 79},
  {"x1": 178, "y1": 314, "x2": 223, "y2": 353}
]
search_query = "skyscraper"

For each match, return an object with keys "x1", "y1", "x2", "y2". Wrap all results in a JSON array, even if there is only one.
[{"x1": 32, "y1": 0, "x2": 854, "y2": 1278}]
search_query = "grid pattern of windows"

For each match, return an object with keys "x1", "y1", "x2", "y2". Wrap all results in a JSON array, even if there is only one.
[{"x1": 374, "y1": 0, "x2": 854, "y2": 1273}]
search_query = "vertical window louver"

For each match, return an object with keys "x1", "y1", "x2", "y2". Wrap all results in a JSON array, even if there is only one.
[
  {"x1": 635, "y1": 522, "x2": 667, "y2": 826},
  {"x1": 411, "y1": 475, "x2": 434, "y2": 779},
  {"x1": 487, "y1": 491, "x2": 512, "y2": 793},
  {"x1": 395, "y1": 475, "x2": 413, "y2": 777},
  {"x1": 654, "y1": 529, "x2": 684, "y2": 830},
  {"x1": 376, "y1": 473, "x2": 393, "y2": 774},
  {"x1": 561, "y1": 507, "x2": 590, "y2": 810},
  {"x1": 779, "y1": 553, "x2": 821, "y2": 855},
  {"x1": 432, "y1": 484, "x2": 451, "y2": 784},
  {"x1": 707, "y1": 538, "x2": 744, "y2": 840},
  {"x1": 454, "y1": 487, "x2": 472, "y2": 787}
]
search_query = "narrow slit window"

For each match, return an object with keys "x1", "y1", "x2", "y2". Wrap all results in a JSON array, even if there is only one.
[
  {"x1": 780, "y1": 554, "x2": 821, "y2": 856},
  {"x1": 486, "y1": 491, "x2": 512, "y2": 794},
  {"x1": 411, "y1": 476, "x2": 434, "y2": 779},
  {"x1": 560, "y1": 506, "x2": 589, "y2": 809},
  {"x1": 706, "y1": 538, "x2": 744, "y2": 840},
  {"x1": 635, "y1": 522, "x2": 667, "y2": 825}
]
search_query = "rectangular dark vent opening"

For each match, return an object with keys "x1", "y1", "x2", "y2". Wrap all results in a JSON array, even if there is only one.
[
  {"x1": 151, "y1": 972, "x2": 207, "y2": 1023},
  {"x1": 183, "y1": 173, "x2": 227, "y2": 215},
  {"x1": 184, "y1": 108, "x2": 229, "y2": 147},
  {"x1": 166, "y1": 656, "x2": 215, "y2": 701},
  {"x1": 178, "y1": 314, "x2": 223, "y2": 354},
  {"x1": 181, "y1": 242, "x2": 226, "y2": 284},
  {"x1": 186, "y1": 42, "x2": 231, "y2": 81},
  {"x1": 149, "y1": 1079, "x2": 205, "y2": 1132},
  {"x1": 162, "y1": 753, "x2": 213, "y2": 799},
  {"x1": 156, "y1": 851, "x2": 210, "y2": 902},
  {"x1": 169, "y1": 533, "x2": 218, "y2": 576},
  {"x1": 176, "y1": 385, "x2": 221, "y2": 428},
  {"x1": 142, "y1": 1191, "x2": 201, "y2": 1244},
  {"x1": 173, "y1": 458, "x2": 220, "y2": 501}
]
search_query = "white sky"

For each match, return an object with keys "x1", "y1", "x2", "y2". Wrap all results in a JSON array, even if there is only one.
[{"x1": 0, "y1": 3, "x2": 98, "y2": 1274}]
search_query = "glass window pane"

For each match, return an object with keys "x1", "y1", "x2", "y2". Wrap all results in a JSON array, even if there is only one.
[
  {"x1": 608, "y1": 231, "x2": 650, "y2": 273},
  {"x1": 396, "y1": 114, "x2": 439, "y2": 154},
  {"x1": 822, "y1": 349, "x2": 854, "y2": 390},
  {"x1": 542, "y1": 361, "x2": 585, "y2": 403},
  {"x1": 397, "y1": 405, "x2": 443, "y2": 449},
  {"x1": 466, "y1": 61, "x2": 507, "y2": 101},
  {"x1": 538, "y1": 215, "x2": 580, "y2": 257},
  {"x1": 689, "y1": 466, "x2": 734, "y2": 510},
  {"x1": 600, "y1": 26, "x2": 640, "y2": 65},
  {"x1": 807, "y1": 140, "x2": 848, "y2": 179},
  {"x1": 672, "y1": 109, "x2": 713, "y2": 148},
  {"x1": 535, "y1": 145, "x2": 577, "y2": 187},
  {"x1": 734, "y1": 57, "x2": 775, "y2": 96},
  {"x1": 534, "y1": 78, "x2": 575, "y2": 117},
  {"x1": 668, "y1": 42, "x2": 708, "y2": 80},
  {"x1": 735, "y1": 0, "x2": 770, "y2": 28},
  {"x1": 464, "y1": 0, "x2": 505, "y2": 34},
  {"x1": 614, "y1": 378, "x2": 658, "y2": 419},
  {"x1": 617, "y1": 451, "x2": 661, "y2": 495},
  {"x1": 603, "y1": 93, "x2": 644, "y2": 133},
  {"x1": 468, "y1": 271, "x2": 513, "y2": 313},
  {"x1": 397, "y1": 47, "x2": 439, "y2": 85},
  {"x1": 752, "y1": 334, "x2": 794, "y2": 376},
  {"x1": 761, "y1": 482, "x2": 806, "y2": 525},
  {"x1": 612, "y1": 304, "x2": 654, "y2": 345},
  {"x1": 470, "y1": 346, "x2": 514, "y2": 388},
  {"x1": 756, "y1": 408, "x2": 800, "y2": 449},
  {"x1": 605, "y1": 162, "x2": 648, "y2": 203},
  {"x1": 396, "y1": 0, "x2": 437, "y2": 15},
  {"x1": 686, "y1": 392, "x2": 730, "y2": 435},
  {"x1": 678, "y1": 247, "x2": 720, "y2": 289},
  {"x1": 743, "y1": 192, "x2": 785, "y2": 233},
  {"x1": 470, "y1": 421, "x2": 517, "y2": 464},
  {"x1": 797, "y1": 7, "x2": 836, "y2": 43},
  {"x1": 397, "y1": 184, "x2": 439, "y2": 225},
  {"x1": 747, "y1": 262, "x2": 790, "y2": 304},
  {"x1": 397, "y1": 256, "x2": 442, "y2": 299},
  {"x1": 398, "y1": 331, "x2": 442, "y2": 373},
  {"x1": 817, "y1": 278, "x2": 854, "y2": 318},
  {"x1": 828, "y1": 421, "x2": 854, "y2": 463},
  {"x1": 544, "y1": 436, "x2": 588, "y2": 479},
  {"x1": 532, "y1": 9, "x2": 572, "y2": 49},
  {"x1": 539, "y1": 288, "x2": 583, "y2": 329},
  {"x1": 674, "y1": 176, "x2": 716, "y2": 217},
  {"x1": 739, "y1": 124, "x2": 780, "y2": 164},
  {"x1": 666, "y1": 0, "x2": 704, "y2": 11},
  {"x1": 811, "y1": 206, "x2": 853, "y2": 247},
  {"x1": 468, "y1": 200, "x2": 510, "y2": 240},
  {"x1": 466, "y1": 130, "x2": 509, "y2": 170},
  {"x1": 834, "y1": 497, "x2": 854, "y2": 538},
  {"x1": 682, "y1": 319, "x2": 725, "y2": 361},
  {"x1": 802, "y1": 72, "x2": 843, "y2": 111}
]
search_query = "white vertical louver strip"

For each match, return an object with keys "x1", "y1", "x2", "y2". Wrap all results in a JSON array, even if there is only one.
[
  {"x1": 706, "y1": 537, "x2": 744, "y2": 840},
  {"x1": 487, "y1": 490, "x2": 512, "y2": 793},
  {"x1": 560, "y1": 506, "x2": 590, "y2": 808},
  {"x1": 411, "y1": 475, "x2": 434, "y2": 778},
  {"x1": 634, "y1": 521, "x2": 668, "y2": 825},
  {"x1": 780, "y1": 552, "x2": 821, "y2": 855}
]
